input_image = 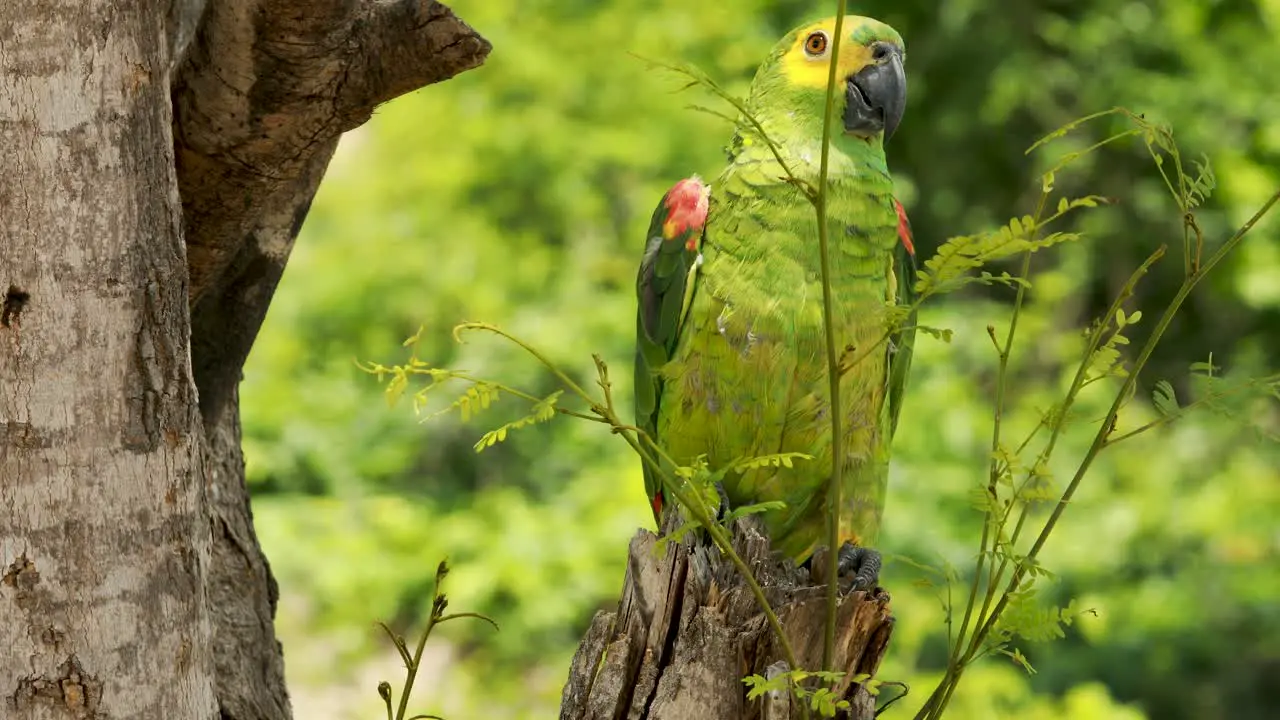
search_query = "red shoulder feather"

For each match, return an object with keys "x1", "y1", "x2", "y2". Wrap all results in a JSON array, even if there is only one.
[{"x1": 893, "y1": 198, "x2": 915, "y2": 256}]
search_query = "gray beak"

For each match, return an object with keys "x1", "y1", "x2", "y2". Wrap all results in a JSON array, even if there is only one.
[{"x1": 843, "y1": 42, "x2": 906, "y2": 139}]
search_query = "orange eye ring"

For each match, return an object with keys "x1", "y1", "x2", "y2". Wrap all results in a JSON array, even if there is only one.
[{"x1": 803, "y1": 31, "x2": 829, "y2": 57}]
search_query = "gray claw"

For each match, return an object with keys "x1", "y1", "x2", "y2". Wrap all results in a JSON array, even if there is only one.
[{"x1": 837, "y1": 541, "x2": 881, "y2": 591}]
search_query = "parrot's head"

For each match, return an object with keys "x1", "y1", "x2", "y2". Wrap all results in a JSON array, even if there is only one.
[{"x1": 753, "y1": 16, "x2": 906, "y2": 143}]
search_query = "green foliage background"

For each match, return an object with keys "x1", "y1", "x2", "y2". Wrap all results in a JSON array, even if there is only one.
[{"x1": 242, "y1": 0, "x2": 1280, "y2": 717}]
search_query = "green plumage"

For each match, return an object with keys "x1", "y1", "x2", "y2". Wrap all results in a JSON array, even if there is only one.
[{"x1": 636, "y1": 16, "x2": 915, "y2": 562}]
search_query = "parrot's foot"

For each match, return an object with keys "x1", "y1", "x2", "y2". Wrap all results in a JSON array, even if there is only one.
[
  {"x1": 837, "y1": 541, "x2": 882, "y2": 592},
  {"x1": 713, "y1": 481, "x2": 732, "y2": 522}
]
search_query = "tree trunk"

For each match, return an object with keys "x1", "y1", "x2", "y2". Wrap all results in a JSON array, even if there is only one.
[
  {"x1": 0, "y1": 1, "x2": 218, "y2": 716},
  {"x1": 560, "y1": 517, "x2": 895, "y2": 720},
  {"x1": 0, "y1": 1, "x2": 489, "y2": 718}
]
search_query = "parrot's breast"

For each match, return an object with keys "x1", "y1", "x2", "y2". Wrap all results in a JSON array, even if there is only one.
[{"x1": 657, "y1": 175, "x2": 900, "y2": 559}]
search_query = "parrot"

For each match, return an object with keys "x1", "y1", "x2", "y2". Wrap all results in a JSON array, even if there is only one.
[{"x1": 634, "y1": 15, "x2": 916, "y2": 590}]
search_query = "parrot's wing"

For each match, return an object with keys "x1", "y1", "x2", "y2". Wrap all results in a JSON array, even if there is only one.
[
  {"x1": 887, "y1": 198, "x2": 917, "y2": 440},
  {"x1": 635, "y1": 176, "x2": 710, "y2": 519}
]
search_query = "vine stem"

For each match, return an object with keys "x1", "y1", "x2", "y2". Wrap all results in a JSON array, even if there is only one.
[
  {"x1": 973, "y1": 185, "x2": 1280, "y2": 634},
  {"x1": 932, "y1": 248, "x2": 1033, "y2": 717},
  {"x1": 1104, "y1": 371, "x2": 1280, "y2": 446},
  {"x1": 394, "y1": 573, "x2": 447, "y2": 720},
  {"x1": 394, "y1": 618, "x2": 434, "y2": 720},
  {"x1": 916, "y1": 184, "x2": 1280, "y2": 719},
  {"x1": 453, "y1": 321, "x2": 806, "y2": 678},
  {"x1": 924, "y1": 189, "x2": 1043, "y2": 719},
  {"x1": 817, "y1": 2, "x2": 849, "y2": 674},
  {"x1": 453, "y1": 323, "x2": 600, "y2": 405},
  {"x1": 974, "y1": 244, "x2": 1168, "y2": 637}
]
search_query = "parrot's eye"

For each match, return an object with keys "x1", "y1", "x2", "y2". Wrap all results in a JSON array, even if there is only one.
[{"x1": 803, "y1": 31, "x2": 829, "y2": 57}]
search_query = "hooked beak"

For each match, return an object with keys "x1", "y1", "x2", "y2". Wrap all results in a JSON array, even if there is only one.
[{"x1": 843, "y1": 42, "x2": 906, "y2": 140}]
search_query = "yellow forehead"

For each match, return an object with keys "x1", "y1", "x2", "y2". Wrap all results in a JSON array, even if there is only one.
[{"x1": 780, "y1": 16, "x2": 899, "y2": 90}]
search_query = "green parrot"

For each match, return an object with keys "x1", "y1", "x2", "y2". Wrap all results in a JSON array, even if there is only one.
[{"x1": 634, "y1": 15, "x2": 916, "y2": 589}]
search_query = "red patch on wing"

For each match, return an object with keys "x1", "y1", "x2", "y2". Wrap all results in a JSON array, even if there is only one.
[
  {"x1": 893, "y1": 198, "x2": 915, "y2": 256},
  {"x1": 663, "y1": 176, "x2": 710, "y2": 251},
  {"x1": 650, "y1": 491, "x2": 664, "y2": 519}
]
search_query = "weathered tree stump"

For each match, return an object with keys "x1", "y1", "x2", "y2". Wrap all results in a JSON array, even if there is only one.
[{"x1": 560, "y1": 517, "x2": 894, "y2": 720}]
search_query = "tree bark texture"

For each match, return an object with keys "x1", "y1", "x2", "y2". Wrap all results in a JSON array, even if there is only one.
[
  {"x1": 173, "y1": 1, "x2": 489, "y2": 716},
  {"x1": 560, "y1": 518, "x2": 894, "y2": 720},
  {"x1": 0, "y1": 1, "x2": 218, "y2": 717},
  {"x1": 1, "y1": 0, "x2": 489, "y2": 718}
]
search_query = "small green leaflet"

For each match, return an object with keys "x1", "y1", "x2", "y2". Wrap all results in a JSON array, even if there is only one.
[{"x1": 1152, "y1": 379, "x2": 1179, "y2": 416}]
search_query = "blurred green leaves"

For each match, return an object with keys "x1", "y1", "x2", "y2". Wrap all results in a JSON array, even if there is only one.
[{"x1": 241, "y1": 0, "x2": 1280, "y2": 718}]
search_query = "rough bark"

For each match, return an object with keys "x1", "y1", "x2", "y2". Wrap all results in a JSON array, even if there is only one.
[
  {"x1": 170, "y1": 1, "x2": 489, "y2": 715},
  {"x1": 0, "y1": 1, "x2": 217, "y2": 717},
  {"x1": 203, "y1": 389, "x2": 290, "y2": 720},
  {"x1": 560, "y1": 518, "x2": 894, "y2": 720},
  {"x1": 2, "y1": 0, "x2": 489, "y2": 717},
  {"x1": 175, "y1": 0, "x2": 490, "y2": 426}
]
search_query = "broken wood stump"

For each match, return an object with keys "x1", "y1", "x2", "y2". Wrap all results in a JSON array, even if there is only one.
[{"x1": 559, "y1": 516, "x2": 894, "y2": 720}]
